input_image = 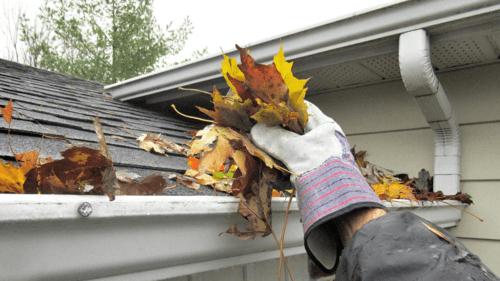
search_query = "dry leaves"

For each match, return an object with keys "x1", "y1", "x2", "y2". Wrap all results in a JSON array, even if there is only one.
[
  {"x1": 351, "y1": 147, "x2": 473, "y2": 205},
  {"x1": 0, "y1": 100, "x2": 175, "y2": 198},
  {"x1": 138, "y1": 133, "x2": 189, "y2": 155}
]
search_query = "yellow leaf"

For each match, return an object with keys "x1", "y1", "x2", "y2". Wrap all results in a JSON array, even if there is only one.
[
  {"x1": 274, "y1": 45, "x2": 308, "y2": 96},
  {"x1": 372, "y1": 181, "x2": 416, "y2": 201},
  {"x1": 289, "y1": 88, "x2": 309, "y2": 128},
  {"x1": 221, "y1": 54, "x2": 245, "y2": 98},
  {"x1": 0, "y1": 161, "x2": 25, "y2": 193},
  {"x1": 274, "y1": 44, "x2": 309, "y2": 128},
  {"x1": 272, "y1": 189, "x2": 281, "y2": 197}
]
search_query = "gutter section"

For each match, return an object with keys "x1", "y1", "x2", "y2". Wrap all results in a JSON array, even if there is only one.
[
  {"x1": 105, "y1": 0, "x2": 500, "y2": 102},
  {"x1": 399, "y1": 29, "x2": 461, "y2": 195},
  {"x1": 0, "y1": 194, "x2": 465, "y2": 280}
]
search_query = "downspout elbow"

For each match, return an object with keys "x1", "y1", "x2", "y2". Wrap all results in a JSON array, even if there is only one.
[{"x1": 399, "y1": 29, "x2": 461, "y2": 195}]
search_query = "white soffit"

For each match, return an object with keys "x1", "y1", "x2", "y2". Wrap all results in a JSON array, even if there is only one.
[{"x1": 430, "y1": 35, "x2": 499, "y2": 70}]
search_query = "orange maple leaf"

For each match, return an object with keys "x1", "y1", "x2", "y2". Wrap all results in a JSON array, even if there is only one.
[
  {"x1": 0, "y1": 162, "x2": 26, "y2": 193},
  {"x1": 1, "y1": 99, "x2": 13, "y2": 125},
  {"x1": 0, "y1": 150, "x2": 39, "y2": 194}
]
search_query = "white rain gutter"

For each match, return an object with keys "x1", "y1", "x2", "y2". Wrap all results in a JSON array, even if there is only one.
[
  {"x1": 105, "y1": 0, "x2": 500, "y2": 102},
  {"x1": 399, "y1": 29, "x2": 461, "y2": 195},
  {"x1": 0, "y1": 194, "x2": 463, "y2": 281}
]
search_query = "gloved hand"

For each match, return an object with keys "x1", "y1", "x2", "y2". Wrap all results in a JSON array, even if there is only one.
[{"x1": 250, "y1": 101, "x2": 387, "y2": 273}]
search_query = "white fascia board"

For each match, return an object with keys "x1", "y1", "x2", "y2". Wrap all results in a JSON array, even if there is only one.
[
  {"x1": 0, "y1": 194, "x2": 466, "y2": 280},
  {"x1": 105, "y1": 0, "x2": 500, "y2": 102}
]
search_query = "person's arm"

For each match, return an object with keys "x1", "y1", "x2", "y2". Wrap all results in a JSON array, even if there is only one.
[
  {"x1": 251, "y1": 101, "x2": 499, "y2": 280},
  {"x1": 335, "y1": 207, "x2": 387, "y2": 246}
]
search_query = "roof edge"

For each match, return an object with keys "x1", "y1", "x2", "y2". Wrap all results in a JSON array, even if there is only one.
[{"x1": 106, "y1": 0, "x2": 500, "y2": 101}]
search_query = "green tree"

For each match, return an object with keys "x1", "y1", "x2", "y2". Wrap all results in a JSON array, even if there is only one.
[{"x1": 32, "y1": 0, "x2": 198, "y2": 84}]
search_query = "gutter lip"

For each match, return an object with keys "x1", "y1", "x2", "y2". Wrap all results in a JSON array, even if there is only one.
[
  {"x1": 0, "y1": 194, "x2": 465, "y2": 223},
  {"x1": 105, "y1": 1, "x2": 500, "y2": 101}
]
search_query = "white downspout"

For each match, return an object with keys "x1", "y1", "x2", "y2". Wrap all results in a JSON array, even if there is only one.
[{"x1": 399, "y1": 29, "x2": 461, "y2": 195}]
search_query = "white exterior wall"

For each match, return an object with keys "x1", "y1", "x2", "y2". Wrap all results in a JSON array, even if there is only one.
[
  {"x1": 163, "y1": 254, "x2": 310, "y2": 281},
  {"x1": 308, "y1": 63, "x2": 500, "y2": 275}
]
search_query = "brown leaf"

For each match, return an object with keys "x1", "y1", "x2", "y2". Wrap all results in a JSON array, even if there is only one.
[
  {"x1": 23, "y1": 147, "x2": 111, "y2": 197},
  {"x1": 235, "y1": 45, "x2": 289, "y2": 104},
  {"x1": 14, "y1": 150, "x2": 39, "y2": 175},
  {"x1": 220, "y1": 224, "x2": 264, "y2": 240},
  {"x1": 94, "y1": 117, "x2": 112, "y2": 160},
  {"x1": 350, "y1": 146, "x2": 368, "y2": 168},
  {"x1": 176, "y1": 174, "x2": 201, "y2": 190},
  {"x1": 94, "y1": 117, "x2": 119, "y2": 194},
  {"x1": 197, "y1": 87, "x2": 254, "y2": 131},
  {"x1": 223, "y1": 167, "x2": 274, "y2": 240},
  {"x1": 119, "y1": 174, "x2": 167, "y2": 195},
  {"x1": 231, "y1": 150, "x2": 259, "y2": 197}
]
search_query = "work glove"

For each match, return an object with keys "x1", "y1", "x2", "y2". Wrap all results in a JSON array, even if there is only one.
[{"x1": 250, "y1": 101, "x2": 387, "y2": 273}]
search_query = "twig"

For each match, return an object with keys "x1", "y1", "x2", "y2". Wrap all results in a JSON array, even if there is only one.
[
  {"x1": 391, "y1": 199, "x2": 417, "y2": 207},
  {"x1": 7, "y1": 126, "x2": 20, "y2": 166},
  {"x1": 274, "y1": 164, "x2": 301, "y2": 178},
  {"x1": 279, "y1": 191, "x2": 295, "y2": 281},
  {"x1": 238, "y1": 196, "x2": 294, "y2": 281},
  {"x1": 179, "y1": 87, "x2": 213, "y2": 96},
  {"x1": 121, "y1": 124, "x2": 137, "y2": 138},
  {"x1": 171, "y1": 104, "x2": 215, "y2": 124},
  {"x1": 421, "y1": 220, "x2": 462, "y2": 254},
  {"x1": 437, "y1": 200, "x2": 483, "y2": 222}
]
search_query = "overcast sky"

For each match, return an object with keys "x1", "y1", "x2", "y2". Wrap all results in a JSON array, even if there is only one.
[{"x1": 2, "y1": 0, "x2": 398, "y2": 64}]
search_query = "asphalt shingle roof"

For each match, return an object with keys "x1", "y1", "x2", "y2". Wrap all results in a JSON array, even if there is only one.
[{"x1": 0, "y1": 59, "x2": 224, "y2": 196}]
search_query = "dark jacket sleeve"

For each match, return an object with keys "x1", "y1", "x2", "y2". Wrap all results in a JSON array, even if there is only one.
[{"x1": 335, "y1": 212, "x2": 500, "y2": 281}]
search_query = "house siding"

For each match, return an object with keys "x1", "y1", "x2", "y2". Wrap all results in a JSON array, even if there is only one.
[
  {"x1": 308, "y1": 63, "x2": 500, "y2": 275},
  {"x1": 163, "y1": 254, "x2": 311, "y2": 281}
]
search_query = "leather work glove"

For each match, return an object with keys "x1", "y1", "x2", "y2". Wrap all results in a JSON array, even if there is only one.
[{"x1": 250, "y1": 101, "x2": 387, "y2": 273}]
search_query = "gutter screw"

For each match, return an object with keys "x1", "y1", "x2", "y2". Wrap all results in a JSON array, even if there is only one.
[{"x1": 78, "y1": 202, "x2": 93, "y2": 217}]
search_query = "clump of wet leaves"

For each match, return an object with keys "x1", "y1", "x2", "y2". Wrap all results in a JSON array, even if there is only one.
[{"x1": 178, "y1": 44, "x2": 309, "y2": 239}]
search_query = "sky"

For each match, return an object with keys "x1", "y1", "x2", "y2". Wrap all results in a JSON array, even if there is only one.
[{"x1": 1, "y1": 0, "x2": 397, "y2": 64}]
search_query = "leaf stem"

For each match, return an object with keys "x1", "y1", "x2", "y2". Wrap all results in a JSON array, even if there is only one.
[
  {"x1": 7, "y1": 125, "x2": 20, "y2": 166},
  {"x1": 179, "y1": 87, "x2": 213, "y2": 96},
  {"x1": 238, "y1": 195, "x2": 294, "y2": 281},
  {"x1": 279, "y1": 191, "x2": 295, "y2": 281},
  {"x1": 171, "y1": 104, "x2": 216, "y2": 124},
  {"x1": 121, "y1": 124, "x2": 137, "y2": 138},
  {"x1": 437, "y1": 200, "x2": 484, "y2": 222},
  {"x1": 274, "y1": 165, "x2": 301, "y2": 178}
]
